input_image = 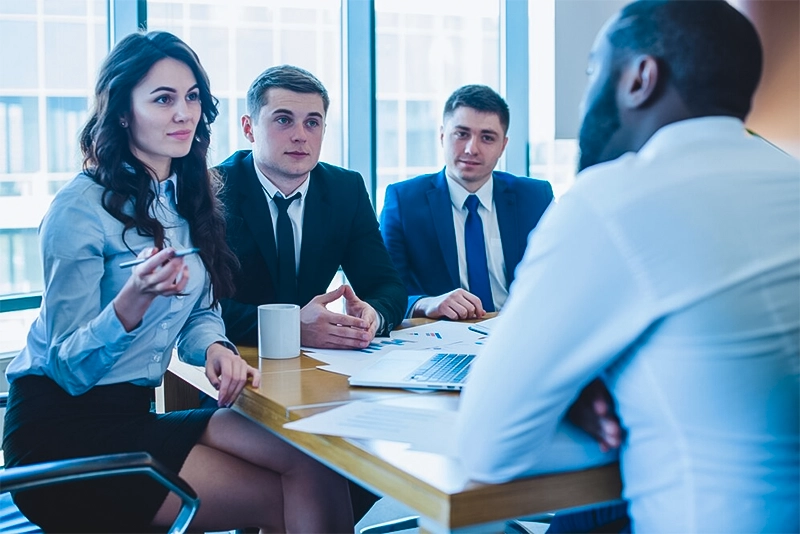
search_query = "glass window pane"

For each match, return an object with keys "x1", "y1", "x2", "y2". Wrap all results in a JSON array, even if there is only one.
[
  {"x1": 377, "y1": 100, "x2": 399, "y2": 168},
  {"x1": 405, "y1": 100, "x2": 438, "y2": 168},
  {"x1": 0, "y1": 97, "x2": 40, "y2": 173},
  {"x1": 529, "y1": 0, "x2": 578, "y2": 200},
  {"x1": 43, "y1": 0, "x2": 87, "y2": 16},
  {"x1": 0, "y1": 0, "x2": 35, "y2": 15},
  {"x1": 46, "y1": 97, "x2": 88, "y2": 173},
  {"x1": 45, "y1": 22, "x2": 89, "y2": 89},
  {"x1": 375, "y1": 0, "x2": 500, "y2": 213},
  {"x1": 148, "y1": 0, "x2": 344, "y2": 168},
  {"x1": 0, "y1": 21, "x2": 38, "y2": 88},
  {"x1": 0, "y1": 228, "x2": 42, "y2": 295},
  {"x1": 0, "y1": 2, "x2": 108, "y2": 335}
]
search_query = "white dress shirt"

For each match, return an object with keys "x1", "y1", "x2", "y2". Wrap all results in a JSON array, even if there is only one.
[
  {"x1": 253, "y1": 161, "x2": 386, "y2": 329},
  {"x1": 457, "y1": 117, "x2": 800, "y2": 533},
  {"x1": 254, "y1": 161, "x2": 310, "y2": 274},
  {"x1": 446, "y1": 176, "x2": 509, "y2": 309}
]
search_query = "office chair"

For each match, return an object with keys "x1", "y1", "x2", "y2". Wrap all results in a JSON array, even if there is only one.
[{"x1": 0, "y1": 392, "x2": 200, "y2": 534}]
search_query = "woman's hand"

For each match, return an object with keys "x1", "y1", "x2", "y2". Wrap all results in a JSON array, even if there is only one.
[
  {"x1": 113, "y1": 247, "x2": 190, "y2": 331},
  {"x1": 129, "y1": 247, "x2": 190, "y2": 297},
  {"x1": 205, "y1": 343, "x2": 261, "y2": 408}
]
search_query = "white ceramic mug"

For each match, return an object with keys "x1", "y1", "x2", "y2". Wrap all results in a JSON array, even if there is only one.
[{"x1": 257, "y1": 304, "x2": 301, "y2": 359}]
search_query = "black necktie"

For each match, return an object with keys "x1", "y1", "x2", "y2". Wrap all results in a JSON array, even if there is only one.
[
  {"x1": 464, "y1": 194, "x2": 495, "y2": 312},
  {"x1": 273, "y1": 192, "x2": 301, "y2": 303}
]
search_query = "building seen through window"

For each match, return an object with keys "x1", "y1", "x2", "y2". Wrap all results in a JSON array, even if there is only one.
[
  {"x1": 0, "y1": 0, "x2": 586, "y2": 354},
  {"x1": 0, "y1": 2, "x2": 107, "y2": 352},
  {"x1": 374, "y1": 0, "x2": 500, "y2": 212},
  {"x1": 147, "y1": 0, "x2": 343, "y2": 168}
]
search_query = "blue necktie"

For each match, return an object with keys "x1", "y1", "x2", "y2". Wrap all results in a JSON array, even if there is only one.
[
  {"x1": 273, "y1": 192, "x2": 301, "y2": 303},
  {"x1": 464, "y1": 194, "x2": 495, "y2": 312}
]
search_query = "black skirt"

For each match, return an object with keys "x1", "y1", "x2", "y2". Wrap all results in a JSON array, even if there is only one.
[{"x1": 2, "y1": 374, "x2": 215, "y2": 533}]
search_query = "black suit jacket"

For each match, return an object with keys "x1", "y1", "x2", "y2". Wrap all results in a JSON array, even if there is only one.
[
  {"x1": 216, "y1": 150, "x2": 407, "y2": 346},
  {"x1": 380, "y1": 169, "x2": 553, "y2": 315}
]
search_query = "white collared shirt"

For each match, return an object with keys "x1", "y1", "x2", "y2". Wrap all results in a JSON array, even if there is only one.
[
  {"x1": 446, "y1": 175, "x2": 508, "y2": 309},
  {"x1": 253, "y1": 161, "x2": 311, "y2": 273},
  {"x1": 457, "y1": 117, "x2": 800, "y2": 532}
]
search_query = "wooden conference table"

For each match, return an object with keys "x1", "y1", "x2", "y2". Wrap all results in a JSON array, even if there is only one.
[{"x1": 160, "y1": 319, "x2": 622, "y2": 534}]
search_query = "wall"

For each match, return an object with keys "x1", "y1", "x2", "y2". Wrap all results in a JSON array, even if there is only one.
[
  {"x1": 737, "y1": 0, "x2": 800, "y2": 157},
  {"x1": 554, "y1": 0, "x2": 800, "y2": 158},
  {"x1": 554, "y1": 0, "x2": 626, "y2": 139}
]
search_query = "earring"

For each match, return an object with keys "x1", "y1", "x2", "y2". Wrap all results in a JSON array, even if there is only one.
[{"x1": 120, "y1": 120, "x2": 127, "y2": 128}]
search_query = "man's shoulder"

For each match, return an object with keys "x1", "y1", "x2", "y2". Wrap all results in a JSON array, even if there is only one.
[
  {"x1": 493, "y1": 170, "x2": 552, "y2": 195},
  {"x1": 213, "y1": 150, "x2": 252, "y2": 175},
  {"x1": 387, "y1": 171, "x2": 440, "y2": 195},
  {"x1": 312, "y1": 161, "x2": 363, "y2": 182}
]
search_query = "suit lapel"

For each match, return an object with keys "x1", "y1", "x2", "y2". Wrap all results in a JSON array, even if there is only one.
[
  {"x1": 297, "y1": 166, "x2": 331, "y2": 298},
  {"x1": 428, "y1": 171, "x2": 460, "y2": 288},
  {"x1": 239, "y1": 154, "x2": 279, "y2": 286},
  {"x1": 493, "y1": 174, "x2": 519, "y2": 287}
]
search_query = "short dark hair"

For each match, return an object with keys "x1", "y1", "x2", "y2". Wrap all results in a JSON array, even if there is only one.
[
  {"x1": 443, "y1": 85, "x2": 510, "y2": 134},
  {"x1": 608, "y1": 0, "x2": 763, "y2": 120},
  {"x1": 246, "y1": 64, "x2": 330, "y2": 120}
]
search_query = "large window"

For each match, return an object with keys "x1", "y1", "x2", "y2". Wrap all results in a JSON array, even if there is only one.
[
  {"x1": 0, "y1": 1, "x2": 107, "y2": 352},
  {"x1": 374, "y1": 0, "x2": 500, "y2": 212},
  {"x1": 147, "y1": 0, "x2": 343, "y2": 168},
  {"x1": 0, "y1": 0, "x2": 584, "y2": 354}
]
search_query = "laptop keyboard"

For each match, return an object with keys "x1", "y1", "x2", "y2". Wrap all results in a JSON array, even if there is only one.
[{"x1": 407, "y1": 353, "x2": 475, "y2": 384}]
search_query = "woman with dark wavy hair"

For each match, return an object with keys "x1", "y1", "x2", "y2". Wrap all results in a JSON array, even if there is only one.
[{"x1": 2, "y1": 31, "x2": 352, "y2": 533}]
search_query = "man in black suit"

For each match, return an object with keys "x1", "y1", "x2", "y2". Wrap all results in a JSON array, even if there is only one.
[{"x1": 216, "y1": 65, "x2": 406, "y2": 350}]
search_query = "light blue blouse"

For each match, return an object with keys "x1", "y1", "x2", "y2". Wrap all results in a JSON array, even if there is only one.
[{"x1": 6, "y1": 172, "x2": 232, "y2": 395}]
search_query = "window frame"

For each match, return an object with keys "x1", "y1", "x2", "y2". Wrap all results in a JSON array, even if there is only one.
[{"x1": 3, "y1": 0, "x2": 531, "y2": 313}]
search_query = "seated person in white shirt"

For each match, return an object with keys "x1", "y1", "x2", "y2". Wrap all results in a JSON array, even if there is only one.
[
  {"x1": 383, "y1": 85, "x2": 630, "y2": 532},
  {"x1": 457, "y1": 1, "x2": 799, "y2": 533}
]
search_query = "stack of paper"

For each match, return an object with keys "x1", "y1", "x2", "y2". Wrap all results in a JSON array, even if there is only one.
[{"x1": 306, "y1": 320, "x2": 488, "y2": 377}]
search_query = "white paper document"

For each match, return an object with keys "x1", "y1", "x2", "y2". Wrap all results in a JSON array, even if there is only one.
[
  {"x1": 306, "y1": 330, "x2": 464, "y2": 376},
  {"x1": 389, "y1": 320, "x2": 486, "y2": 344},
  {"x1": 283, "y1": 400, "x2": 459, "y2": 457},
  {"x1": 469, "y1": 316, "x2": 500, "y2": 335},
  {"x1": 303, "y1": 337, "x2": 417, "y2": 365}
]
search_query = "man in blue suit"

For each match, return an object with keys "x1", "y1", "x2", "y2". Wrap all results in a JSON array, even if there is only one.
[
  {"x1": 381, "y1": 85, "x2": 553, "y2": 319},
  {"x1": 381, "y1": 85, "x2": 630, "y2": 531}
]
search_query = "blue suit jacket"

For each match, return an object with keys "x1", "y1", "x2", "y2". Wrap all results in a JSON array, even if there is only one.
[{"x1": 380, "y1": 169, "x2": 553, "y2": 315}]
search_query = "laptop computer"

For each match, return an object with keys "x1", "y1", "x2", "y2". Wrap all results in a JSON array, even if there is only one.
[{"x1": 348, "y1": 350, "x2": 476, "y2": 391}]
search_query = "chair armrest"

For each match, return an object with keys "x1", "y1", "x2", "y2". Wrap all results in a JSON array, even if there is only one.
[
  {"x1": 0, "y1": 452, "x2": 199, "y2": 534},
  {"x1": 359, "y1": 515, "x2": 419, "y2": 534}
]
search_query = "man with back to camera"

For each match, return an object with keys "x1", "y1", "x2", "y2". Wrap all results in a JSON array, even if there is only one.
[
  {"x1": 215, "y1": 65, "x2": 406, "y2": 351},
  {"x1": 380, "y1": 84, "x2": 553, "y2": 320},
  {"x1": 457, "y1": 1, "x2": 800, "y2": 532},
  {"x1": 214, "y1": 64, "x2": 406, "y2": 521},
  {"x1": 382, "y1": 84, "x2": 630, "y2": 532}
]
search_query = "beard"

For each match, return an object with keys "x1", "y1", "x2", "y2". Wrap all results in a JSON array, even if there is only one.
[{"x1": 577, "y1": 74, "x2": 622, "y2": 173}]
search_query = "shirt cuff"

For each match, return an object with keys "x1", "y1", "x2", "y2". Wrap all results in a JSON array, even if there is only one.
[{"x1": 376, "y1": 311, "x2": 385, "y2": 335}]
